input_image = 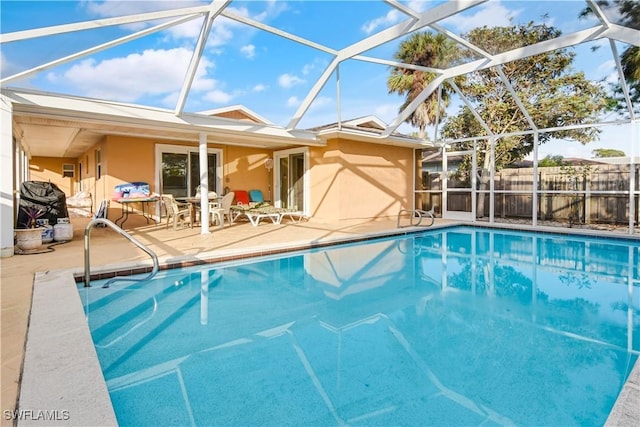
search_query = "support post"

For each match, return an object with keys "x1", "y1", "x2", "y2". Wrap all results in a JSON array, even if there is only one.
[
  {"x1": 1, "y1": 95, "x2": 15, "y2": 257},
  {"x1": 199, "y1": 133, "x2": 210, "y2": 235}
]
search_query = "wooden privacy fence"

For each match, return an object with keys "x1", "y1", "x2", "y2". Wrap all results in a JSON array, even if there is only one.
[
  {"x1": 419, "y1": 164, "x2": 639, "y2": 225},
  {"x1": 486, "y1": 164, "x2": 640, "y2": 224}
]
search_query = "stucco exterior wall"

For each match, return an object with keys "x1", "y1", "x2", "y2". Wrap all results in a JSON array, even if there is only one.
[
  {"x1": 310, "y1": 138, "x2": 413, "y2": 222},
  {"x1": 223, "y1": 146, "x2": 271, "y2": 199},
  {"x1": 30, "y1": 156, "x2": 78, "y2": 196},
  {"x1": 29, "y1": 134, "x2": 413, "y2": 225}
]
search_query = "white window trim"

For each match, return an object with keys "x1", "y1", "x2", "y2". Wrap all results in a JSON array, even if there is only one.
[
  {"x1": 154, "y1": 143, "x2": 223, "y2": 198},
  {"x1": 274, "y1": 147, "x2": 309, "y2": 214}
]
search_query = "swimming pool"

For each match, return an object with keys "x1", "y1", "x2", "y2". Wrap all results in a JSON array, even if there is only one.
[{"x1": 79, "y1": 226, "x2": 640, "y2": 426}]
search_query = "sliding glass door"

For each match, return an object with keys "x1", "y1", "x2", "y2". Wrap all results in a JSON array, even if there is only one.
[
  {"x1": 156, "y1": 145, "x2": 222, "y2": 198},
  {"x1": 274, "y1": 148, "x2": 308, "y2": 212}
]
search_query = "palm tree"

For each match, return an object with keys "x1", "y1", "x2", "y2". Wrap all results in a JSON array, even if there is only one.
[
  {"x1": 580, "y1": 1, "x2": 640, "y2": 112},
  {"x1": 387, "y1": 32, "x2": 461, "y2": 139}
]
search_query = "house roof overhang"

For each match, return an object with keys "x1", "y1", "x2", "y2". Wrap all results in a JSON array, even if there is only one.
[
  {"x1": 315, "y1": 126, "x2": 429, "y2": 149},
  {"x1": 3, "y1": 87, "x2": 324, "y2": 158}
]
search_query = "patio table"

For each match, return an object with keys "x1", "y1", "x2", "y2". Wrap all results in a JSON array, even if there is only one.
[
  {"x1": 112, "y1": 196, "x2": 159, "y2": 228},
  {"x1": 177, "y1": 196, "x2": 222, "y2": 226}
]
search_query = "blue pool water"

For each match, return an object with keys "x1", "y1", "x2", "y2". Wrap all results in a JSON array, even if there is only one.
[{"x1": 79, "y1": 226, "x2": 640, "y2": 426}]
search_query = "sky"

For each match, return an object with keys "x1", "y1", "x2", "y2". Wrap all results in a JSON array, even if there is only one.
[{"x1": 1, "y1": 0, "x2": 637, "y2": 159}]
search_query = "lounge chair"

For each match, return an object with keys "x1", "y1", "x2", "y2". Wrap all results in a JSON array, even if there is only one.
[
  {"x1": 235, "y1": 204, "x2": 282, "y2": 226},
  {"x1": 248, "y1": 189, "x2": 265, "y2": 204},
  {"x1": 278, "y1": 209, "x2": 307, "y2": 223},
  {"x1": 232, "y1": 190, "x2": 250, "y2": 206},
  {"x1": 230, "y1": 203, "x2": 306, "y2": 226}
]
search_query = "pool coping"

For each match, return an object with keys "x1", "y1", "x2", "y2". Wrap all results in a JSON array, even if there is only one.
[{"x1": 19, "y1": 223, "x2": 640, "y2": 426}]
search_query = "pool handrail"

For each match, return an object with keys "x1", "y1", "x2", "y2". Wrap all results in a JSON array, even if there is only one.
[
  {"x1": 84, "y1": 218, "x2": 159, "y2": 288},
  {"x1": 397, "y1": 208, "x2": 435, "y2": 228}
]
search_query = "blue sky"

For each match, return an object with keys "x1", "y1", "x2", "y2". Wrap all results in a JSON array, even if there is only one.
[{"x1": 1, "y1": 0, "x2": 636, "y2": 159}]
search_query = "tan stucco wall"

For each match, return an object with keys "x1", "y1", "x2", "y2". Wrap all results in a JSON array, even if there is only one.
[
  {"x1": 223, "y1": 146, "x2": 271, "y2": 200},
  {"x1": 309, "y1": 138, "x2": 413, "y2": 222},
  {"x1": 30, "y1": 134, "x2": 414, "y2": 224},
  {"x1": 104, "y1": 135, "x2": 156, "y2": 194},
  {"x1": 29, "y1": 157, "x2": 78, "y2": 196}
]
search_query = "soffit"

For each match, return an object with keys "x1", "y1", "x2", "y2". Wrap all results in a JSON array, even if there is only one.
[{"x1": 6, "y1": 88, "x2": 324, "y2": 157}]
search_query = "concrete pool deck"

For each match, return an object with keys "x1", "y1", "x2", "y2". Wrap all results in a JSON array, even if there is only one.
[{"x1": 2, "y1": 216, "x2": 639, "y2": 426}]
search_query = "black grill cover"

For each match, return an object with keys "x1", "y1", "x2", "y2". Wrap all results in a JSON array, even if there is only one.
[{"x1": 17, "y1": 181, "x2": 69, "y2": 228}]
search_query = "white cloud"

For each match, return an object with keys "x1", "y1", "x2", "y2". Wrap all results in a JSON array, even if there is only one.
[
  {"x1": 597, "y1": 59, "x2": 616, "y2": 74},
  {"x1": 287, "y1": 96, "x2": 300, "y2": 107},
  {"x1": 240, "y1": 44, "x2": 256, "y2": 59},
  {"x1": 47, "y1": 47, "x2": 216, "y2": 102},
  {"x1": 309, "y1": 96, "x2": 332, "y2": 110},
  {"x1": 81, "y1": 1, "x2": 246, "y2": 49},
  {"x1": 360, "y1": 0, "x2": 434, "y2": 34},
  {"x1": 362, "y1": 9, "x2": 402, "y2": 34},
  {"x1": 253, "y1": 84, "x2": 267, "y2": 92},
  {"x1": 374, "y1": 103, "x2": 401, "y2": 122},
  {"x1": 82, "y1": 0, "x2": 204, "y2": 32},
  {"x1": 302, "y1": 63, "x2": 315, "y2": 76},
  {"x1": 278, "y1": 73, "x2": 305, "y2": 88},
  {"x1": 203, "y1": 89, "x2": 233, "y2": 104},
  {"x1": 444, "y1": 1, "x2": 521, "y2": 33},
  {"x1": 0, "y1": 51, "x2": 18, "y2": 77}
]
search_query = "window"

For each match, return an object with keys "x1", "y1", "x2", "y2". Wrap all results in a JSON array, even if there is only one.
[
  {"x1": 78, "y1": 163, "x2": 83, "y2": 190},
  {"x1": 62, "y1": 164, "x2": 75, "y2": 178},
  {"x1": 156, "y1": 145, "x2": 222, "y2": 198},
  {"x1": 95, "y1": 149, "x2": 102, "y2": 180}
]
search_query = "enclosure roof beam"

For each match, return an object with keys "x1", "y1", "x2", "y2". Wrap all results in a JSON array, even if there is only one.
[
  {"x1": 221, "y1": 10, "x2": 338, "y2": 55},
  {"x1": 174, "y1": 1, "x2": 231, "y2": 116},
  {"x1": 448, "y1": 79, "x2": 495, "y2": 137},
  {"x1": 382, "y1": 74, "x2": 446, "y2": 138},
  {"x1": 287, "y1": 0, "x2": 487, "y2": 130},
  {"x1": 601, "y1": 24, "x2": 640, "y2": 47},
  {"x1": 495, "y1": 66, "x2": 538, "y2": 131},
  {"x1": 609, "y1": 40, "x2": 636, "y2": 122},
  {"x1": 438, "y1": 118, "x2": 632, "y2": 145},
  {"x1": 586, "y1": 0, "x2": 612, "y2": 29},
  {"x1": 352, "y1": 55, "x2": 442, "y2": 73},
  {"x1": 1, "y1": 14, "x2": 200, "y2": 85},
  {"x1": 0, "y1": 4, "x2": 210, "y2": 43},
  {"x1": 381, "y1": 25, "x2": 608, "y2": 138},
  {"x1": 429, "y1": 22, "x2": 493, "y2": 59},
  {"x1": 384, "y1": 0, "x2": 421, "y2": 20}
]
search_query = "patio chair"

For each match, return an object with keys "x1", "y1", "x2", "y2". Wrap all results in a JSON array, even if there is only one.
[
  {"x1": 213, "y1": 191, "x2": 235, "y2": 226},
  {"x1": 194, "y1": 187, "x2": 220, "y2": 223},
  {"x1": 161, "y1": 194, "x2": 191, "y2": 230}
]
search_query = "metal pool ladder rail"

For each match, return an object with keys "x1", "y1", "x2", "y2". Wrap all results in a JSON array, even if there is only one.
[
  {"x1": 397, "y1": 208, "x2": 435, "y2": 228},
  {"x1": 84, "y1": 218, "x2": 159, "y2": 288}
]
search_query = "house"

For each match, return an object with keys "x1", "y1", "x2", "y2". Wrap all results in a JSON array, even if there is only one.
[{"x1": 1, "y1": 88, "x2": 423, "y2": 257}]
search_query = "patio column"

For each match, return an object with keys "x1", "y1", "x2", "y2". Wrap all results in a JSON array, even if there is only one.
[
  {"x1": 1, "y1": 94, "x2": 15, "y2": 257},
  {"x1": 198, "y1": 133, "x2": 210, "y2": 235}
]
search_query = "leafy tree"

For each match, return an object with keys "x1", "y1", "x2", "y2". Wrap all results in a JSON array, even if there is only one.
[
  {"x1": 538, "y1": 155, "x2": 567, "y2": 167},
  {"x1": 592, "y1": 148, "x2": 626, "y2": 157},
  {"x1": 387, "y1": 32, "x2": 462, "y2": 139},
  {"x1": 439, "y1": 23, "x2": 610, "y2": 216},
  {"x1": 580, "y1": 1, "x2": 640, "y2": 114}
]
